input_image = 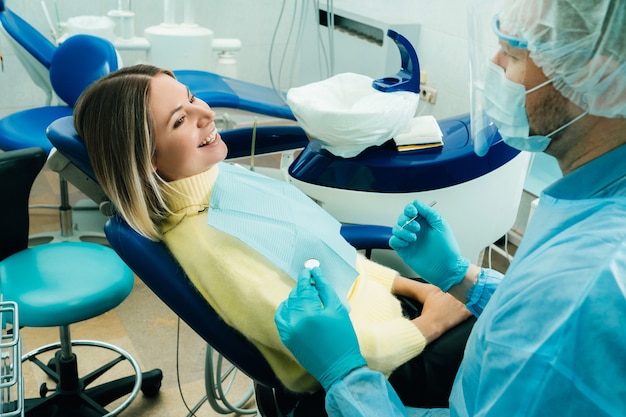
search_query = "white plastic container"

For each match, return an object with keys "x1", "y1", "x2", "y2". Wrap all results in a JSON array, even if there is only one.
[
  {"x1": 65, "y1": 16, "x2": 116, "y2": 42},
  {"x1": 144, "y1": 24, "x2": 214, "y2": 71},
  {"x1": 288, "y1": 150, "x2": 531, "y2": 269}
]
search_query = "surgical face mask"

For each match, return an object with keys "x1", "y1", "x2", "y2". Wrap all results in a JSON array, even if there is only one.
[{"x1": 480, "y1": 61, "x2": 587, "y2": 153}]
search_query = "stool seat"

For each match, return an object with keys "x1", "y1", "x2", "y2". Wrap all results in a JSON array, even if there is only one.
[{"x1": 0, "y1": 242, "x2": 134, "y2": 327}]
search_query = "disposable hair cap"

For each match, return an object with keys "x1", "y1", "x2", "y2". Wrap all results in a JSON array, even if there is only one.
[{"x1": 500, "y1": 0, "x2": 626, "y2": 118}]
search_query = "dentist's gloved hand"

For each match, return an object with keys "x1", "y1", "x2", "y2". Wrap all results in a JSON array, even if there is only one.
[
  {"x1": 275, "y1": 267, "x2": 367, "y2": 392},
  {"x1": 389, "y1": 200, "x2": 470, "y2": 292}
]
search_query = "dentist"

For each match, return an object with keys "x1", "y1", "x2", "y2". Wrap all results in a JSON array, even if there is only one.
[{"x1": 276, "y1": 0, "x2": 626, "y2": 415}]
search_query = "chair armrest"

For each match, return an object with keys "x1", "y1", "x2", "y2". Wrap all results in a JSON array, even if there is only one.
[
  {"x1": 340, "y1": 224, "x2": 393, "y2": 251},
  {"x1": 221, "y1": 125, "x2": 309, "y2": 159},
  {"x1": 47, "y1": 148, "x2": 112, "y2": 214}
]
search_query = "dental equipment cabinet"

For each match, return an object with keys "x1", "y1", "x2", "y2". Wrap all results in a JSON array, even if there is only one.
[
  {"x1": 286, "y1": 29, "x2": 530, "y2": 269},
  {"x1": 288, "y1": 114, "x2": 529, "y2": 269}
]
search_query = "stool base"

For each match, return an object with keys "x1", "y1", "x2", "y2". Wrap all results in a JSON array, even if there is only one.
[{"x1": 21, "y1": 340, "x2": 162, "y2": 417}]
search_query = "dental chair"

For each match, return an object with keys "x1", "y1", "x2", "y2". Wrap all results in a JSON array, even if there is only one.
[
  {"x1": 104, "y1": 211, "x2": 390, "y2": 417},
  {"x1": 0, "y1": 147, "x2": 163, "y2": 416},
  {"x1": 0, "y1": 31, "x2": 119, "y2": 243},
  {"x1": 46, "y1": 115, "x2": 392, "y2": 416}
]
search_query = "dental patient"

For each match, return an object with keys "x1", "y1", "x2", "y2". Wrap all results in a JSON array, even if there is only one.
[{"x1": 74, "y1": 64, "x2": 473, "y2": 408}]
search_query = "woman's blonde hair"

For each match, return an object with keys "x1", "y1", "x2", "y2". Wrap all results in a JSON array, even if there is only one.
[{"x1": 74, "y1": 64, "x2": 175, "y2": 241}]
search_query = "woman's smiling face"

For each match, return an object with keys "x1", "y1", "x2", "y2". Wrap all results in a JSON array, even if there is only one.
[{"x1": 149, "y1": 73, "x2": 228, "y2": 181}]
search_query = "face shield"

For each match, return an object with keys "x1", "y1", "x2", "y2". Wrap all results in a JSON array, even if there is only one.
[
  {"x1": 469, "y1": 0, "x2": 626, "y2": 156},
  {"x1": 468, "y1": 0, "x2": 531, "y2": 156}
]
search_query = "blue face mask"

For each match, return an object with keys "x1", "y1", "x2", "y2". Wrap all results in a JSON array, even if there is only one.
[{"x1": 480, "y1": 61, "x2": 587, "y2": 153}]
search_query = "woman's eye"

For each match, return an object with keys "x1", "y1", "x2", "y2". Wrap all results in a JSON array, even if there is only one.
[
  {"x1": 173, "y1": 116, "x2": 185, "y2": 128},
  {"x1": 189, "y1": 95, "x2": 196, "y2": 103}
]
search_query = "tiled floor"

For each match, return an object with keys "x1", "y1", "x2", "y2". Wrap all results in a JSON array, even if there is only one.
[
  {"x1": 25, "y1": 166, "x2": 258, "y2": 417},
  {"x1": 23, "y1": 156, "x2": 516, "y2": 417}
]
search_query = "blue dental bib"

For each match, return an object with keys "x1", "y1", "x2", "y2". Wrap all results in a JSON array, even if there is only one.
[{"x1": 208, "y1": 163, "x2": 358, "y2": 307}]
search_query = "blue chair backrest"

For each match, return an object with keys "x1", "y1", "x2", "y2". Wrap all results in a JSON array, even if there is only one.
[
  {"x1": 0, "y1": 4, "x2": 56, "y2": 69},
  {"x1": 104, "y1": 215, "x2": 282, "y2": 387}
]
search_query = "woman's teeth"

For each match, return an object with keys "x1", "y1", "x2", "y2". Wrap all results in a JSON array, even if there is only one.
[{"x1": 199, "y1": 132, "x2": 217, "y2": 147}]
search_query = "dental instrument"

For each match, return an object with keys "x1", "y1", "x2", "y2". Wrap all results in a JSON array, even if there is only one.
[{"x1": 400, "y1": 201, "x2": 437, "y2": 230}]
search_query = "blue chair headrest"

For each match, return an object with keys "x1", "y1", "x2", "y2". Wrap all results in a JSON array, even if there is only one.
[
  {"x1": 50, "y1": 34, "x2": 119, "y2": 107},
  {"x1": 47, "y1": 116, "x2": 96, "y2": 180}
]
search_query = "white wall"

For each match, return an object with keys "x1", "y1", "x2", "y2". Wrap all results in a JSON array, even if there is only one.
[
  {"x1": 407, "y1": 0, "x2": 471, "y2": 119},
  {"x1": 0, "y1": 0, "x2": 471, "y2": 119}
]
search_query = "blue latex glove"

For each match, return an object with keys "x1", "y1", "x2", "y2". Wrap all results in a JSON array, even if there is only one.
[
  {"x1": 274, "y1": 267, "x2": 367, "y2": 391},
  {"x1": 389, "y1": 200, "x2": 470, "y2": 292}
]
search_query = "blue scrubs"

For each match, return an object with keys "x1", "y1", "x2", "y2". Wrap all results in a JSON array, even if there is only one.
[{"x1": 451, "y1": 144, "x2": 626, "y2": 416}]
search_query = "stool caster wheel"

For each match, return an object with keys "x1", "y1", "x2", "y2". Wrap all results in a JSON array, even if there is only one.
[
  {"x1": 39, "y1": 382, "x2": 50, "y2": 398},
  {"x1": 141, "y1": 379, "x2": 161, "y2": 397}
]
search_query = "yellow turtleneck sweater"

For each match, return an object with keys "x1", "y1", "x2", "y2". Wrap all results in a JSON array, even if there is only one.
[{"x1": 160, "y1": 163, "x2": 426, "y2": 393}]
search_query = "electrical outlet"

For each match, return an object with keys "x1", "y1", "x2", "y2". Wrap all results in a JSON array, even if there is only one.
[{"x1": 420, "y1": 84, "x2": 438, "y2": 104}]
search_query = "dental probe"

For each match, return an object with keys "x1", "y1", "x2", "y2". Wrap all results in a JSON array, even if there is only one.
[{"x1": 400, "y1": 201, "x2": 437, "y2": 229}]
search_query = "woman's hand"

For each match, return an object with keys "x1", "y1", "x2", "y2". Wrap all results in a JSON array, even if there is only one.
[
  {"x1": 411, "y1": 288, "x2": 472, "y2": 344},
  {"x1": 392, "y1": 276, "x2": 440, "y2": 302},
  {"x1": 392, "y1": 276, "x2": 471, "y2": 344}
]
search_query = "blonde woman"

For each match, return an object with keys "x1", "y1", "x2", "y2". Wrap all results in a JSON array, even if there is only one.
[{"x1": 74, "y1": 64, "x2": 474, "y2": 407}]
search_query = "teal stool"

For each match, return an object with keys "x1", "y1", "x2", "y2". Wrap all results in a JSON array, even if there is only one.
[
  {"x1": 0, "y1": 242, "x2": 163, "y2": 416},
  {"x1": 0, "y1": 148, "x2": 162, "y2": 417}
]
